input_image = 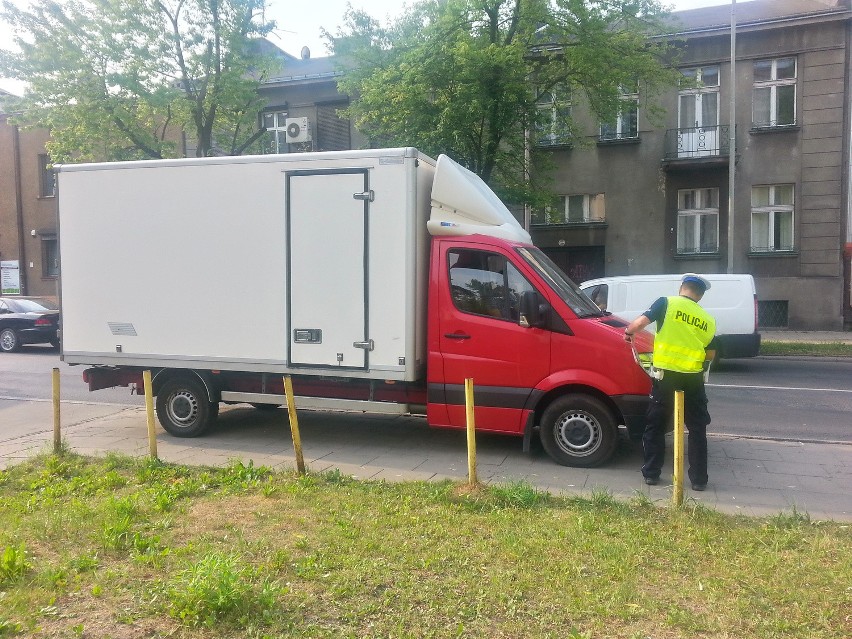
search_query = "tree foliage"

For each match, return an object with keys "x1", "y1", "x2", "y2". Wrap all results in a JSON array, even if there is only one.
[
  {"x1": 329, "y1": 0, "x2": 681, "y2": 203},
  {"x1": 0, "y1": 0, "x2": 277, "y2": 161}
]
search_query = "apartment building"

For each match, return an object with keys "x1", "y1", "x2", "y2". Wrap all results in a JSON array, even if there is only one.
[{"x1": 530, "y1": 0, "x2": 852, "y2": 330}]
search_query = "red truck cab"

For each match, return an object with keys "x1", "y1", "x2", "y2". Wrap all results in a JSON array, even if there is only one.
[{"x1": 426, "y1": 234, "x2": 652, "y2": 467}]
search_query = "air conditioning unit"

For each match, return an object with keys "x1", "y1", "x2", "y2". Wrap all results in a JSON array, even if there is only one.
[{"x1": 285, "y1": 117, "x2": 312, "y2": 143}]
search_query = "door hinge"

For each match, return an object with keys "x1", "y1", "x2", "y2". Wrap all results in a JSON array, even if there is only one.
[{"x1": 353, "y1": 190, "x2": 375, "y2": 202}]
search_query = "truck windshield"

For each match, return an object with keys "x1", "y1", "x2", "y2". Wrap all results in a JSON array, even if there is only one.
[{"x1": 516, "y1": 247, "x2": 603, "y2": 318}]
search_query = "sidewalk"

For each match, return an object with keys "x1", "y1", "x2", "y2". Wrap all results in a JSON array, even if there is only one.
[
  {"x1": 761, "y1": 330, "x2": 852, "y2": 344},
  {"x1": 2, "y1": 399, "x2": 850, "y2": 522}
]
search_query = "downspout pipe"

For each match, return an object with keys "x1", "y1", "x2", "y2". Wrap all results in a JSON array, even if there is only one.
[{"x1": 12, "y1": 123, "x2": 27, "y2": 295}]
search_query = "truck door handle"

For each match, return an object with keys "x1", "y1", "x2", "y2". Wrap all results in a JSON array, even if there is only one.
[{"x1": 444, "y1": 332, "x2": 471, "y2": 340}]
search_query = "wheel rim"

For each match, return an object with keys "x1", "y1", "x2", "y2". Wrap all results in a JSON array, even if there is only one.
[
  {"x1": 166, "y1": 390, "x2": 199, "y2": 427},
  {"x1": 552, "y1": 409, "x2": 602, "y2": 457},
  {"x1": 0, "y1": 330, "x2": 15, "y2": 351}
]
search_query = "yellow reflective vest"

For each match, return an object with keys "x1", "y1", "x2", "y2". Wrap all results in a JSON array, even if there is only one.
[{"x1": 653, "y1": 296, "x2": 716, "y2": 373}]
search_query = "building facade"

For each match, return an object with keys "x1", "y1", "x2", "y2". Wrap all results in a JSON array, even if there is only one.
[
  {"x1": 530, "y1": 0, "x2": 852, "y2": 330},
  {"x1": 0, "y1": 111, "x2": 58, "y2": 299}
]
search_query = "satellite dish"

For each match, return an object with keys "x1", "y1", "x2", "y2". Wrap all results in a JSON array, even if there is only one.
[{"x1": 300, "y1": 46, "x2": 310, "y2": 60}]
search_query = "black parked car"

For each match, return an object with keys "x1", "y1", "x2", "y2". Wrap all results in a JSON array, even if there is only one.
[{"x1": 0, "y1": 297, "x2": 61, "y2": 352}]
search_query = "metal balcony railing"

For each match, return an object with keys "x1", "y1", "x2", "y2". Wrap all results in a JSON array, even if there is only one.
[{"x1": 664, "y1": 125, "x2": 732, "y2": 161}]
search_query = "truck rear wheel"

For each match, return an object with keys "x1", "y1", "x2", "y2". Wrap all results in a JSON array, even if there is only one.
[
  {"x1": 155, "y1": 376, "x2": 218, "y2": 437},
  {"x1": 539, "y1": 394, "x2": 618, "y2": 467}
]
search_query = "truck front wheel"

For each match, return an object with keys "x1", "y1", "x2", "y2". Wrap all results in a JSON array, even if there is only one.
[
  {"x1": 156, "y1": 376, "x2": 218, "y2": 437},
  {"x1": 539, "y1": 394, "x2": 618, "y2": 467}
]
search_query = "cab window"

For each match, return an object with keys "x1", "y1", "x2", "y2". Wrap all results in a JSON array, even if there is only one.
[{"x1": 448, "y1": 249, "x2": 536, "y2": 321}]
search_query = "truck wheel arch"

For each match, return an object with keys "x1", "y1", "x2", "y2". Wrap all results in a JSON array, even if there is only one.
[{"x1": 151, "y1": 369, "x2": 218, "y2": 403}]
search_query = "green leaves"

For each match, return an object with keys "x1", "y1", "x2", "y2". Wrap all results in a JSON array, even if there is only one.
[
  {"x1": 332, "y1": 0, "x2": 680, "y2": 205},
  {"x1": 0, "y1": 0, "x2": 277, "y2": 161}
]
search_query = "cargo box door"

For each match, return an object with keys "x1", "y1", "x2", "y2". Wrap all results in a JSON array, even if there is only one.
[{"x1": 287, "y1": 169, "x2": 370, "y2": 370}]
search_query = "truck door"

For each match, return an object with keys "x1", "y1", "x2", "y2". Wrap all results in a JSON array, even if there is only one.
[
  {"x1": 287, "y1": 169, "x2": 371, "y2": 370},
  {"x1": 432, "y1": 244, "x2": 551, "y2": 433}
]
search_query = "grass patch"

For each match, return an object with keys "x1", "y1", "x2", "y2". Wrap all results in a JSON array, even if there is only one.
[
  {"x1": 760, "y1": 340, "x2": 852, "y2": 357},
  {"x1": 0, "y1": 453, "x2": 849, "y2": 638}
]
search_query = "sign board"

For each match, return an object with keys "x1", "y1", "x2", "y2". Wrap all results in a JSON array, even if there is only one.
[{"x1": 1, "y1": 260, "x2": 21, "y2": 295}]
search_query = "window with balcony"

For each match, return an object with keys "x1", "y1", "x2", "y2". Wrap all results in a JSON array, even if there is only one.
[
  {"x1": 677, "y1": 188, "x2": 719, "y2": 254},
  {"x1": 751, "y1": 184, "x2": 794, "y2": 252},
  {"x1": 753, "y1": 57, "x2": 796, "y2": 128},
  {"x1": 535, "y1": 85, "x2": 572, "y2": 147},
  {"x1": 600, "y1": 90, "x2": 638, "y2": 141},
  {"x1": 260, "y1": 109, "x2": 288, "y2": 153},
  {"x1": 676, "y1": 66, "x2": 720, "y2": 158},
  {"x1": 531, "y1": 194, "x2": 605, "y2": 225}
]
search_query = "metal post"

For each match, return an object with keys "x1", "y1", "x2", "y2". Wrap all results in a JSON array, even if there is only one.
[
  {"x1": 727, "y1": 0, "x2": 737, "y2": 274},
  {"x1": 672, "y1": 390, "x2": 685, "y2": 506},
  {"x1": 143, "y1": 370, "x2": 158, "y2": 460},
  {"x1": 283, "y1": 376, "x2": 306, "y2": 475},
  {"x1": 465, "y1": 378, "x2": 478, "y2": 486},
  {"x1": 52, "y1": 368, "x2": 61, "y2": 454}
]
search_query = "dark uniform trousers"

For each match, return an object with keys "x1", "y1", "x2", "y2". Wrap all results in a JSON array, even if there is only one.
[{"x1": 642, "y1": 370, "x2": 711, "y2": 485}]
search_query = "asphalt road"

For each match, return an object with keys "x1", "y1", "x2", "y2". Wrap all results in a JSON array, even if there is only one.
[{"x1": 1, "y1": 346, "x2": 851, "y2": 444}]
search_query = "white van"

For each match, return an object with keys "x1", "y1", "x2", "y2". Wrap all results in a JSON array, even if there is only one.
[{"x1": 580, "y1": 274, "x2": 761, "y2": 359}]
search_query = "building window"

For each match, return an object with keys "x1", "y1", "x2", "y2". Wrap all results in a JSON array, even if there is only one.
[
  {"x1": 600, "y1": 88, "x2": 639, "y2": 141},
  {"x1": 535, "y1": 85, "x2": 572, "y2": 147},
  {"x1": 532, "y1": 194, "x2": 605, "y2": 225},
  {"x1": 260, "y1": 109, "x2": 288, "y2": 153},
  {"x1": 38, "y1": 154, "x2": 55, "y2": 197},
  {"x1": 41, "y1": 235, "x2": 59, "y2": 277},
  {"x1": 677, "y1": 188, "x2": 719, "y2": 254},
  {"x1": 753, "y1": 57, "x2": 796, "y2": 128},
  {"x1": 751, "y1": 184, "x2": 794, "y2": 252}
]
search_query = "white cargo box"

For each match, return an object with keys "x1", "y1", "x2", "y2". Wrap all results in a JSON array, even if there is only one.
[{"x1": 58, "y1": 148, "x2": 435, "y2": 381}]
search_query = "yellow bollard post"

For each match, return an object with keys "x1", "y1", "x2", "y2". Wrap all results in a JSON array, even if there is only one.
[
  {"x1": 143, "y1": 370, "x2": 158, "y2": 460},
  {"x1": 464, "y1": 378, "x2": 477, "y2": 486},
  {"x1": 672, "y1": 390, "x2": 685, "y2": 506},
  {"x1": 283, "y1": 376, "x2": 306, "y2": 475},
  {"x1": 52, "y1": 368, "x2": 61, "y2": 454}
]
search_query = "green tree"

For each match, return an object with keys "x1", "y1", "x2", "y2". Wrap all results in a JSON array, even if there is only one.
[
  {"x1": 329, "y1": 0, "x2": 680, "y2": 203},
  {"x1": 0, "y1": 0, "x2": 276, "y2": 161}
]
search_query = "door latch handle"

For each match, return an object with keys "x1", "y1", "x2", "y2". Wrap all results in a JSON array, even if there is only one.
[
  {"x1": 353, "y1": 339, "x2": 374, "y2": 351},
  {"x1": 444, "y1": 333, "x2": 471, "y2": 340}
]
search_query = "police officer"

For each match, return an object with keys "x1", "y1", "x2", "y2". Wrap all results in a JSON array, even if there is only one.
[{"x1": 623, "y1": 273, "x2": 717, "y2": 491}]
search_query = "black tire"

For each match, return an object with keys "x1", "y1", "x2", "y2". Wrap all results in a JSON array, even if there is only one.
[
  {"x1": 539, "y1": 394, "x2": 618, "y2": 467},
  {"x1": 0, "y1": 328, "x2": 20, "y2": 353},
  {"x1": 155, "y1": 376, "x2": 218, "y2": 437},
  {"x1": 49, "y1": 338, "x2": 60, "y2": 350}
]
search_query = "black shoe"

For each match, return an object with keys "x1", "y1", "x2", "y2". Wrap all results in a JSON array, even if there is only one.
[
  {"x1": 691, "y1": 483, "x2": 707, "y2": 491},
  {"x1": 644, "y1": 476, "x2": 659, "y2": 486}
]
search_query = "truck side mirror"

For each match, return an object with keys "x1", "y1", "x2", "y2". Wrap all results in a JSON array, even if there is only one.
[{"x1": 519, "y1": 291, "x2": 548, "y2": 328}]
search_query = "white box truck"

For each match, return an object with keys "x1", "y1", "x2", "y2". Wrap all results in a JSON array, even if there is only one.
[{"x1": 58, "y1": 148, "x2": 653, "y2": 467}]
